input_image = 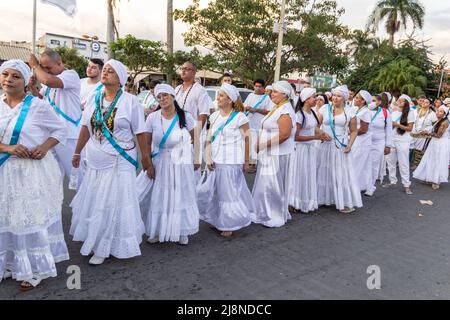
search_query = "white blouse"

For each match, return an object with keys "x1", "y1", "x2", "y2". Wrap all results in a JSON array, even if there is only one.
[
  {"x1": 391, "y1": 110, "x2": 416, "y2": 143},
  {"x1": 296, "y1": 110, "x2": 318, "y2": 146},
  {"x1": 320, "y1": 105, "x2": 355, "y2": 147},
  {"x1": 370, "y1": 108, "x2": 393, "y2": 147},
  {"x1": 175, "y1": 83, "x2": 212, "y2": 120}
]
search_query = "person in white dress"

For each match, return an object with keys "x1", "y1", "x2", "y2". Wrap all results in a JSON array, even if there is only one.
[
  {"x1": 316, "y1": 85, "x2": 362, "y2": 213},
  {"x1": 142, "y1": 80, "x2": 161, "y2": 118},
  {"x1": 384, "y1": 94, "x2": 416, "y2": 194},
  {"x1": 244, "y1": 79, "x2": 273, "y2": 172},
  {"x1": 413, "y1": 106, "x2": 449, "y2": 189},
  {"x1": 198, "y1": 84, "x2": 254, "y2": 237},
  {"x1": 410, "y1": 98, "x2": 437, "y2": 170},
  {"x1": 28, "y1": 49, "x2": 81, "y2": 180},
  {"x1": 251, "y1": 80, "x2": 296, "y2": 228},
  {"x1": 365, "y1": 92, "x2": 392, "y2": 196},
  {"x1": 138, "y1": 84, "x2": 199, "y2": 245},
  {"x1": 0, "y1": 60, "x2": 68, "y2": 291},
  {"x1": 351, "y1": 90, "x2": 373, "y2": 193},
  {"x1": 288, "y1": 87, "x2": 324, "y2": 213},
  {"x1": 80, "y1": 58, "x2": 104, "y2": 109},
  {"x1": 70, "y1": 59, "x2": 150, "y2": 265}
]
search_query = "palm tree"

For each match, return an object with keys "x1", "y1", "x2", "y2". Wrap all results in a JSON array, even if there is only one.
[{"x1": 366, "y1": 0, "x2": 425, "y2": 46}]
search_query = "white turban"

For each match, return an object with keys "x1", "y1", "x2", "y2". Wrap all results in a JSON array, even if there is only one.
[
  {"x1": 317, "y1": 95, "x2": 325, "y2": 102},
  {"x1": 439, "y1": 106, "x2": 449, "y2": 115},
  {"x1": 265, "y1": 85, "x2": 273, "y2": 91},
  {"x1": 382, "y1": 92, "x2": 392, "y2": 103},
  {"x1": 399, "y1": 94, "x2": 413, "y2": 106},
  {"x1": 154, "y1": 84, "x2": 176, "y2": 97},
  {"x1": 358, "y1": 90, "x2": 372, "y2": 105},
  {"x1": 220, "y1": 83, "x2": 239, "y2": 103},
  {"x1": 300, "y1": 87, "x2": 316, "y2": 103},
  {"x1": 105, "y1": 59, "x2": 128, "y2": 86},
  {"x1": 0, "y1": 59, "x2": 31, "y2": 86},
  {"x1": 272, "y1": 80, "x2": 295, "y2": 99},
  {"x1": 332, "y1": 85, "x2": 349, "y2": 101}
]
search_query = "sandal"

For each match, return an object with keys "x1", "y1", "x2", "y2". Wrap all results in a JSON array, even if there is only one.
[
  {"x1": 340, "y1": 207, "x2": 355, "y2": 214},
  {"x1": 20, "y1": 276, "x2": 41, "y2": 292},
  {"x1": 220, "y1": 231, "x2": 233, "y2": 237}
]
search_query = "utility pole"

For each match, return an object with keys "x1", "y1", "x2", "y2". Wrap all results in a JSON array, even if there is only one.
[
  {"x1": 438, "y1": 66, "x2": 446, "y2": 98},
  {"x1": 167, "y1": 0, "x2": 174, "y2": 85},
  {"x1": 274, "y1": 0, "x2": 286, "y2": 82},
  {"x1": 32, "y1": 0, "x2": 37, "y2": 54}
]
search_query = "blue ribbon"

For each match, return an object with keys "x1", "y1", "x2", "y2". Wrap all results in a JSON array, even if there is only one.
[
  {"x1": 327, "y1": 104, "x2": 347, "y2": 148},
  {"x1": 0, "y1": 95, "x2": 33, "y2": 167},
  {"x1": 211, "y1": 111, "x2": 238, "y2": 143},
  {"x1": 94, "y1": 89, "x2": 138, "y2": 169},
  {"x1": 371, "y1": 106, "x2": 382, "y2": 123},
  {"x1": 151, "y1": 113, "x2": 179, "y2": 158},
  {"x1": 245, "y1": 94, "x2": 268, "y2": 116},
  {"x1": 45, "y1": 87, "x2": 81, "y2": 126}
]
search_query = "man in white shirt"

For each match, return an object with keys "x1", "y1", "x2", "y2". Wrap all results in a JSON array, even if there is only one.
[
  {"x1": 80, "y1": 58, "x2": 104, "y2": 109},
  {"x1": 243, "y1": 79, "x2": 273, "y2": 170},
  {"x1": 28, "y1": 49, "x2": 81, "y2": 179},
  {"x1": 175, "y1": 61, "x2": 212, "y2": 173}
]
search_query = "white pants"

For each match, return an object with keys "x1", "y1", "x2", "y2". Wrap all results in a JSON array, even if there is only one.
[
  {"x1": 386, "y1": 140, "x2": 411, "y2": 188},
  {"x1": 367, "y1": 139, "x2": 385, "y2": 194},
  {"x1": 53, "y1": 138, "x2": 77, "y2": 179}
]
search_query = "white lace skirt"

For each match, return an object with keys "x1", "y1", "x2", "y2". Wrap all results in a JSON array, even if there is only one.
[
  {"x1": 251, "y1": 153, "x2": 292, "y2": 228},
  {"x1": 197, "y1": 164, "x2": 254, "y2": 231},
  {"x1": 316, "y1": 142, "x2": 363, "y2": 210},
  {"x1": 70, "y1": 163, "x2": 145, "y2": 259},
  {"x1": 0, "y1": 154, "x2": 68, "y2": 281},
  {"x1": 138, "y1": 150, "x2": 199, "y2": 242},
  {"x1": 288, "y1": 143, "x2": 318, "y2": 213},
  {"x1": 413, "y1": 137, "x2": 449, "y2": 184}
]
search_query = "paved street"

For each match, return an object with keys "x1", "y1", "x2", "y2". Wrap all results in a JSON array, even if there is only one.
[{"x1": 1, "y1": 172, "x2": 450, "y2": 300}]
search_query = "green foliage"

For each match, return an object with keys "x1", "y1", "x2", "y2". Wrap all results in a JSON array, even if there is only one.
[
  {"x1": 174, "y1": 0, "x2": 350, "y2": 84},
  {"x1": 54, "y1": 47, "x2": 88, "y2": 78}
]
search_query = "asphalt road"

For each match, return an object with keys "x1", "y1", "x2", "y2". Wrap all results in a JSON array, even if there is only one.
[{"x1": 1, "y1": 172, "x2": 450, "y2": 300}]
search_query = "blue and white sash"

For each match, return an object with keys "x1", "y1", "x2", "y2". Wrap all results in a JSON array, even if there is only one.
[
  {"x1": 327, "y1": 104, "x2": 347, "y2": 148},
  {"x1": 151, "y1": 113, "x2": 179, "y2": 159},
  {"x1": 45, "y1": 87, "x2": 81, "y2": 126},
  {"x1": 245, "y1": 94, "x2": 268, "y2": 116},
  {"x1": 211, "y1": 111, "x2": 238, "y2": 143}
]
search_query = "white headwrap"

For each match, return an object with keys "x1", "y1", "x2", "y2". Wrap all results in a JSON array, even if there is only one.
[
  {"x1": 105, "y1": 59, "x2": 128, "y2": 86},
  {"x1": 300, "y1": 87, "x2": 316, "y2": 103},
  {"x1": 332, "y1": 85, "x2": 349, "y2": 101},
  {"x1": 382, "y1": 92, "x2": 392, "y2": 103},
  {"x1": 272, "y1": 80, "x2": 295, "y2": 99},
  {"x1": 438, "y1": 106, "x2": 449, "y2": 115},
  {"x1": 0, "y1": 59, "x2": 31, "y2": 86},
  {"x1": 399, "y1": 94, "x2": 413, "y2": 106},
  {"x1": 220, "y1": 83, "x2": 239, "y2": 103},
  {"x1": 154, "y1": 84, "x2": 176, "y2": 97},
  {"x1": 317, "y1": 95, "x2": 325, "y2": 102},
  {"x1": 265, "y1": 85, "x2": 273, "y2": 91},
  {"x1": 358, "y1": 90, "x2": 372, "y2": 105}
]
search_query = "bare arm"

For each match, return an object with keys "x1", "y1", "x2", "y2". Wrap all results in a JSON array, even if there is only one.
[
  {"x1": 239, "y1": 122, "x2": 251, "y2": 173},
  {"x1": 357, "y1": 121, "x2": 369, "y2": 135},
  {"x1": 71, "y1": 126, "x2": 90, "y2": 168},
  {"x1": 344, "y1": 117, "x2": 358, "y2": 153},
  {"x1": 258, "y1": 114, "x2": 292, "y2": 152}
]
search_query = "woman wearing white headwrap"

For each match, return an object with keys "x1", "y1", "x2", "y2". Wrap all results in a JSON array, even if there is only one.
[
  {"x1": 350, "y1": 90, "x2": 373, "y2": 193},
  {"x1": 138, "y1": 84, "x2": 199, "y2": 245},
  {"x1": 316, "y1": 85, "x2": 362, "y2": 213},
  {"x1": 384, "y1": 94, "x2": 416, "y2": 194},
  {"x1": 0, "y1": 60, "x2": 68, "y2": 291},
  {"x1": 287, "y1": 87, "x2": 324, "y2": 213},
  {"x1": 413, "y1": 106, "x2": 449, "y2": 189},
  {"x1": 70, "y1": 59, "x2": 150, "y2": 265},
  {"x1": 197, "y1": 84, "x2": 254, "y2": 237},
  {"x1": 251, "y1": 80, "x2": 296, "y2": 227}
]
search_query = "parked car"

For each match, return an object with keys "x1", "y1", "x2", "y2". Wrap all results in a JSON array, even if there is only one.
[{"x1": 205, "y1": 86, "x2": 253, "y2": 107}]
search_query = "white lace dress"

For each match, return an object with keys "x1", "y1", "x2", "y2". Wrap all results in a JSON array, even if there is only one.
[{"x1": 0, "y1": 96, "x2": 69, "y2": 283}]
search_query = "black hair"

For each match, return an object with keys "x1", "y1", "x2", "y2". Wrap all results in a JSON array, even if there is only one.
[
  {"x1": 320, "y1": 94, "x2": 329, "y2": 105},
  {"x1": 433, "y1": 110, "x2": 449, "y2": 134},
  {"x1": 185, "y1": 61, "x2": 197, "y2": 71},
  {"x1": 149, "y1": 79, "x2": 161, "y2": 89},
  {"x1": 295, "y1": 96, "x2": 319, "y2": 127},
  {"x1": 397, "y1": 100, "x2": 410, "y2": 136},
  {"x1": 223, "y1": 73, "x2": 232, "y2": 78},
  {"x1": 155, "y1": 100, "x2": 187, "y2": 129},
  {"x1": 254, "y1": 79, "x2": 265, "y2": 87},
  {"x1": 90, "y1": 58, "x2": 104, "y2": 69},
  {"x1": 380, "y1": 93, "x2": 389, "y2": 109}
]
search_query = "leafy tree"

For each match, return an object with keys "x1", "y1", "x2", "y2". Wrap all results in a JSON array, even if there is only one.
[{"x1": 54, "y1": 47, "x2": 88, "y2": 78}]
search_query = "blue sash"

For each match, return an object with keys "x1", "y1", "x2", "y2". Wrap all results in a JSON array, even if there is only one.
[
  {"x1": 245, "y1": 94, "x2": 268, "y2": 116},
  {"x1": 151, "y1": 114, "x2": 179, "y2": 158},
  {"x1": 327, "y1": 104, "x2": 347, "y2": 148},
  {"x1": 94, "y1": 90, "x2": 139, "y2": 169},
  {"x1": 45, "y1": 87, "x2": 81, "y2": 126},
  {"x1": 0, "y1": 95, "x2": 33, "y2": 167},
  {"x1": 211, "y1": 111, "x2": 238, "y2": 143},
  {"x1": 371, "y1": 107, "x2": 382, "y2": 123},
  {"x1": 95, "y1": 84, "x2": 104, "y2": 92}
]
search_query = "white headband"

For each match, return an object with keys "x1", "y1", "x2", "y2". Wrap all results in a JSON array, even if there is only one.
[
  {"x1": 105, "y1": 59, "x2": 128, "y2": 86},
  {"x1": 220, "y1": 83, "x2": 239, "y2": 103},
  {"x1": 300, "y1": 87, "x2": 316, "y2": 103},
  {"x1": 154, "y1": 84, "x2": 176, "y2": 97},
  {"x1": 0, "y1": 59, "x2": 31, "y2": 86}
]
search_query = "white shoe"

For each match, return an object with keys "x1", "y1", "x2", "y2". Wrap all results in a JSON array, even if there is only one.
[
  {"x1": 3, "y1": 269, "x2": 12, "y2": 279},
  {"x1": 89, "y1": 255, "x2": 105, "y2": 265},
  {"x1": 147, "y1": 237, "x2": 159, "y2": 244},
  {"x1": 364, "y1": 190, "x2": 374, "y2": 197},
  {"x1": 179, "y1": 236, "x2": 189, "y2": 245}
]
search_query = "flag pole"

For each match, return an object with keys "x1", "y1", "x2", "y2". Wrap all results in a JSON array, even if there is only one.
[{"x1": 32, "y1": 0, "x2": 37, "y2": 54}]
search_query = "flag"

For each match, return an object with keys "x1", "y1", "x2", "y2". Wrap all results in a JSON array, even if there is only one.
[{"x1": 40, "y1": 0, "x2": 77, "y2": 17}]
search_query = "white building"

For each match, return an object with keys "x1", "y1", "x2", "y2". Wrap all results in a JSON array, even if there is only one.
[{"x1": 38, "y1": 33, "x2": 108, "y2": 61}]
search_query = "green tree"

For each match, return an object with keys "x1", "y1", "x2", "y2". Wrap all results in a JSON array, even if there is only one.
[
  {"x1": 54, "y1": 47, "x2": 88, "y2": 78},
  {"x1": 174, "y1": 0, "x2": 349, "y2": 84},
  {"x1": 366, "y1": 0, "x2": 425, "y2": 45},
  {"x1": 109, "y1": 35, "x2": 166, "y2": 87}
]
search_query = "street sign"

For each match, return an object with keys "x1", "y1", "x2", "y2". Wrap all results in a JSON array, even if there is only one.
[{"x1": 91, "y1": 41, "x2": 101, "y2": 53}]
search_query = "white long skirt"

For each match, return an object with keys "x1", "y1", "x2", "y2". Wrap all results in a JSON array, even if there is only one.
[
  {"x1": 413, "y1": 136, "x2": 449, "y2": 184},
  {"x1": 0, "y1": 154, "x2": 69, "y2": 282},
  {"x1": 288, "y1": 143, "x2": 318, "y2": 213},
  {"x1": 197, "y1": 164, "x2": 254, "y2": 231},
  {"x1": 316, "y1": 142, "x2": 363, "y2": 210},
  {"x1": 351, "y1": 135, "x2": 372, "y2": 192},
  {"x1": 251, "y1": 153, "x2": 292, "y2": 228},
  {"x1": 70, "y1": 160, "x2": 145, "y2": 259},
  {"x1": 138, "y1": 150, "x2": 199, "y2": 242}
]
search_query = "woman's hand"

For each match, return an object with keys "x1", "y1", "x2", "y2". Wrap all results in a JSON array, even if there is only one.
[
  {"x1": 321, "y1": 132, "x2": 332, "y2": 142},
  {"x1": 7, "y1": 144, "x2": 30, "y2": 159},
  {"x1": 384, "y1": 147, "x2": 391, "y2": 155},
  {"x1": 207, "y1": 162, "x2": 215, "y2": 172},
  {"x1": 243, "y1": 162, "x2": 250, "y2": 174},
  {"x1": 343, "y1": 146, "x2": 352, "y2": 154},
  {"x1": 142, "y1": 157, "x2": 155, "y2": 180},
  {"x1": 30, "y1": 144, "x2": 49, "y2": 160},
  {"x1": 72, "y1": 154, "x2": 81, "y2": 168}
]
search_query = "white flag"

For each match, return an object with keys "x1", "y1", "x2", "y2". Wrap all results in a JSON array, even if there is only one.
[{"x1": 40, "y1": 0, "x2": 77, "y2": 17}]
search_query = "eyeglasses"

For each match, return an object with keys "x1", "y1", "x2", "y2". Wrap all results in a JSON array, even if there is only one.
[{"x1": 179, "y1": 67, "x2": 195, "y2": 72}]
